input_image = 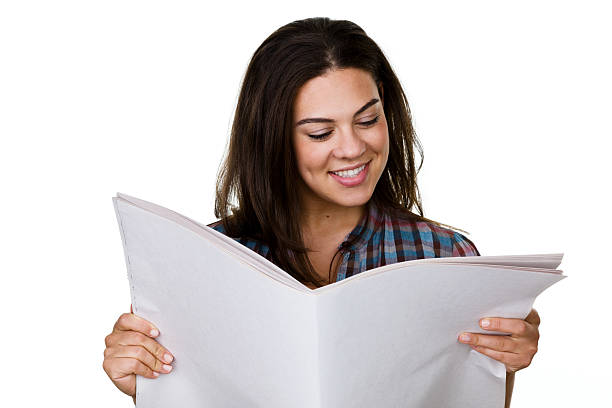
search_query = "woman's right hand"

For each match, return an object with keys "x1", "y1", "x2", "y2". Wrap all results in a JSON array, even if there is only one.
[{"x1": 103, "y1": 311, "x2": 175, "y2": 398}]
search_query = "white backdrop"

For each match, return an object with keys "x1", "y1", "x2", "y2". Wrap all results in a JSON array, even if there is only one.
[{"x1": 1, "y1": 1, "x2": 609, "y2": 406}]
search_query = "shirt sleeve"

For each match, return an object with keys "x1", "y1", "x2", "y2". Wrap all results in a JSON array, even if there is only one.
[{"x1": 451, "y1": 232, "x2": 480, "y2": 257}]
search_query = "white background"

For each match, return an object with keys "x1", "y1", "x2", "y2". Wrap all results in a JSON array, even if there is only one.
[{"x1": 1, "y1": 0, "x2": 609, "y2": 406}]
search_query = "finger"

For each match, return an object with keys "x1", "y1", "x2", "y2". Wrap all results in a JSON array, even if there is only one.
[
  {"x1": 470, "y1": 345, "x2": 518, "y2": 366},
  {"x1": 115, "y1": 331, "x2": 175, "y2": 365},
  {"x1": 113, "y1": 313, "x2": 160, "y2": 338},
  {"x1": 471, "y1": 345, "x2": 534, "y2": 372},
  {"x1": 525, "y1": 309, "x2": 541, "y2": 326},
  {"x1": 458, "y1": 333, "x2": 517, "y2": 352},
  {"x1": 479, "y1": 317, "x2": 533, "y2": 336},
  {"x1": 107, "y1": 345, "x2": 173, "y2": 374},
  {"x1": 104, "y1": 356, "x2": 161, "y2": 380}
]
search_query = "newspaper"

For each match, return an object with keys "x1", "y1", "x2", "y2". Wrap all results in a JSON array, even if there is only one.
[{"x1": 113, "y1": 192, "x2": 565, "y2": 407}]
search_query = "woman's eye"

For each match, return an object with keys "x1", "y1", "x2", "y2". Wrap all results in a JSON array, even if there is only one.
[
  {"x1": 308, "y1": 131, "x2": 333, "y2": 140},
  {"x1": 358, "y1": 115, "x2": 380, "y2": 126}
]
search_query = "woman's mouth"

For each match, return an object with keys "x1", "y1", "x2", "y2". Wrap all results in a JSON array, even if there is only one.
[
  {"x1": 330, "y1": 163, "x2": 367, "y2": 177},
  {"x1": 328, "y1": 161, "x2": 370, "y2": 187}
]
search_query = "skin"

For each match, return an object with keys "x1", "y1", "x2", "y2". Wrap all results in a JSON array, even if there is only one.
[
  {"x1": 102, "y1": 68, "x2": 540, "y2": 406},
  {"x1": 103, "y1": 306, "x2": 174, "y2": 402}
]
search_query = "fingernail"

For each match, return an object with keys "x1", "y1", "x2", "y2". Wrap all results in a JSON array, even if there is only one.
[
  {"x1": 481, "y1": 319, "x2": 490, "y2": 328},
  {"x1": 164, "y1": 353, "x2": 174, "y2": 363},
  {"x1": 459, "y1": 333, "x2": 471, "y2": 342},
  {"x1": 163, "y1": 364, "x2": 173, "y2": 372},
  {"x1": 150, "y1": 328, "x2": 159, "y2": 337},
  {"x1": 153, "y1": 371, "x2": 159, "y2": 377}
]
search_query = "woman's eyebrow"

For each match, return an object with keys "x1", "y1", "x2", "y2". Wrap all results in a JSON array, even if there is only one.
[{"x1": 295, "y1": 98, "x2": 379, "y2": 127}]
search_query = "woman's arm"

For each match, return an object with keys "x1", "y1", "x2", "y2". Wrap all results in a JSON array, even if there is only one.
[{"x1": 505, "y1": 371, "x2": 515, "y2": 408}]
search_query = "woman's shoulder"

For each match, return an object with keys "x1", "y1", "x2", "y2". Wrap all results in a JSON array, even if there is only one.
[
  {"x1": 206, "y1": 219, "x2": 272, "y2": 259},
  {"x1": 381, "y1": 206, "x2": 480, "y2": 258}
]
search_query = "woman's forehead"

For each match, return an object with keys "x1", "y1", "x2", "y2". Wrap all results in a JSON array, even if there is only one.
[{"x1": 293, "y1": 68, "x2": 379, "y2": 120}]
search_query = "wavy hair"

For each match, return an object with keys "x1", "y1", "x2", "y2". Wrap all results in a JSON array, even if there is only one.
[{"x1": 215, "y1": 17, "x2": 425, "y2": 286}]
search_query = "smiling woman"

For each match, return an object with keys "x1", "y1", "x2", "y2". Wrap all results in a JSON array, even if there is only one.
[
  {"x1": 293, "y1": 69, "x2": 389, "y2": 212},
  {"x1": 103, "y1": 17, "x2": 542, "y2": 407},
  {"x1": 212, "y1": 17, "x2": 431, "y2": 288}
]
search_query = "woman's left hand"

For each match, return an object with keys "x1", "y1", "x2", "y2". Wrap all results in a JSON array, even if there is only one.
[{"x1": 457, "y1": 309, "x2": 541, "y2": 373}]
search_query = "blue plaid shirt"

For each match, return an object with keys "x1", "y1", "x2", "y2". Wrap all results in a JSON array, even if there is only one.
[{"x1": 208, "y1": 201, "x2": 479, "y2": 282}]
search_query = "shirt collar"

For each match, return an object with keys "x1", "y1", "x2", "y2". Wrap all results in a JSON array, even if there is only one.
[{"x1": 338, "y1": 200, "x2": 382, "y2": 252}]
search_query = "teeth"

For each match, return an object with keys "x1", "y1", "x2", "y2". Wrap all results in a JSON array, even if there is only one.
[{"x1": 331, "y1": 164, "x2": 366, "y2": 178}]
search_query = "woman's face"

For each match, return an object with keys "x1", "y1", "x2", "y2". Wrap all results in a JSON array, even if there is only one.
[{"x1": 292, "y1": 68, "x2": 389, "y2": 211}]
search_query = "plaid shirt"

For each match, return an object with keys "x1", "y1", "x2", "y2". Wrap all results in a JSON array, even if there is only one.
[{"x1": 208, "y1": 202, "x2": 479, "y2": 282}]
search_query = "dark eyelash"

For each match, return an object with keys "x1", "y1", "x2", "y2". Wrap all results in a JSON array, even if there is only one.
[
  {"x1": 361, "y1": 115, "x2": 380, "y2": 126},
  {"x1": 308, "y1": 115, "x2": 380, "y2": 140},
  {"x1": 308, "y1": 131, "x2": 333, "y2": 140}
]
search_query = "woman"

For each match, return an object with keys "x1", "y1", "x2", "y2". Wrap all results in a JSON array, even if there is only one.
[{"x1": 103, "y1": 17, "x2": 540, "y2": 406}]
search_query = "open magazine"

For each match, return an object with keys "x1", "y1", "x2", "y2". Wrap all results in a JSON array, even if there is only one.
[{"x1": 113, "y1": 192, "x2": 565, "y2": 408}]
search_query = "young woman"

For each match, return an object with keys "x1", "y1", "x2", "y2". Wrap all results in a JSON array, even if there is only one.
[{"x1": 103, "y1": 17, "x2": 541, "y2": 407}]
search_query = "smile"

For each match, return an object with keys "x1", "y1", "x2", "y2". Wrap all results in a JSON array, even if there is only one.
[
  {"x1": 328, "y1": 161, "x2": 371, "y2": 187},
  {"x1": 330, "y1": 163, "x2": 367, "y2": 178}
]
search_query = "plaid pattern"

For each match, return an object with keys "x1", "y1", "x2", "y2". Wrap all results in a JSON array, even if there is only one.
[{"x1": 208, "y1": 201, "x2": 479, "y2": 282}]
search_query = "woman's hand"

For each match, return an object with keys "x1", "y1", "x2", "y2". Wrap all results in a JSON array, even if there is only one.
[
  {"x1": 103, "y1": 311, "x2": 175, "y2": 398},
  {"x1": 457, "y1": 309, "x2": 541, "y2": 373}
]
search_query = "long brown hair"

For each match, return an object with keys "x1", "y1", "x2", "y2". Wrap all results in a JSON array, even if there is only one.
[{"x1": 215, "y1": 17, "x2": 425, "y2": 286}]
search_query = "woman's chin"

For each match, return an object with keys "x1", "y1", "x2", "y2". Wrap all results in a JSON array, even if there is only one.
[{"x1": 325, "y1": 188, "x2": 374, "y2": 209}]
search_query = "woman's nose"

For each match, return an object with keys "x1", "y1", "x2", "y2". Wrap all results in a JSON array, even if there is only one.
[{"x1": 333, "y1": 128, "x2": 366, "y2": 159}]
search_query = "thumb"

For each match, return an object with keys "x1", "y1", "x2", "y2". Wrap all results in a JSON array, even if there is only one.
[{"x1": 525, "y1": 308, "x2": 540, "y2": 326}]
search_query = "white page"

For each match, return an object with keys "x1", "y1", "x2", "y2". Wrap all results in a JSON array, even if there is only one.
[
  {"x1": 114, "y1": 197, "x2": 320, "y2": 407},
  {"x1": 113, "y1": 193, "x2": 565, "y2": 407},
  {"x1": 395, "y1": 253, "x2": 564, "y2": 269},
  {"x1": 116, "y1": 192, "x2": 310, "y2": 292},
  {"x1": 315, "y1": 263, "x2": 564, "y2": 407}
]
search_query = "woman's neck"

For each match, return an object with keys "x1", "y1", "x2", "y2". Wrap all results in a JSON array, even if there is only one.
[
  {"x1": 299, "y1": 201, "x2": 365, "y2": 286},
  {"x1": 299, "y1": 200, "x2": 366, "y2": 243}
]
